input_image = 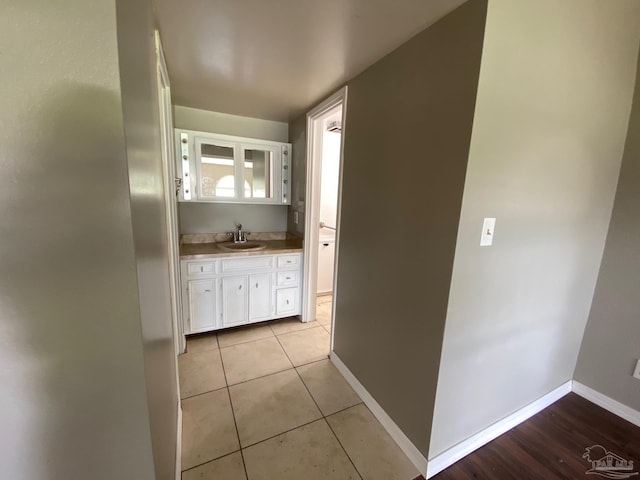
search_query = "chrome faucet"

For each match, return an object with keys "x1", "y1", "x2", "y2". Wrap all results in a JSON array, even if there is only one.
[{"x1": 231, "y1": 223, "x2": 248, "y2": 243}]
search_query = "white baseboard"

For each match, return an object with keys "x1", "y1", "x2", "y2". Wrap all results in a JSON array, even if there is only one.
[
  {"x1": 426, "y1": 381, "x2": 572, "y2": 478},
  {"x1": 330, "y1": 353, "x2": 428, "y2": 474},
  {"x1": 572, "y1": 381, "x2": 640, "y2": 427},
  {"x1": 176, "y1": 402, "x2": 182, "y2": 480}
]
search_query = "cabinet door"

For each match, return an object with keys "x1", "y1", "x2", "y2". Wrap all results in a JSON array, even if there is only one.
[
  {"x1": 241, "y1": 143, "x2": 279, "y2": 202},
  {"x1": 195, "y1": 136, "x2": 239, "y2": 200},
  {"x1": 249, "y1": 273, "x2": 272, "y2": 322},
  {"x1": 276, "y1": 287, "x2": 299, "y2": 317},
  {"x1": 221, "y1": 275, "x2": 248, "y2": 327},
  {"x1": 187, "y1": 279, "x2": 217, "y2": 333}
]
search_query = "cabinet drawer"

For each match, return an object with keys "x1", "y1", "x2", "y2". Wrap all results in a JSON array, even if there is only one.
[
  {"x1": 276, "y1": 271, "x2": 299, "y2": 287},
  {"x1": 186, "y1": 261, "x2": 217, "y2": 276},
  {"x1": 277, "y1": 254, "x2": 300, "y2": 269},
  {"x1": 276, "y1": 287, "x2": 299, "y2": 316},
  {"x1": 221, "y1": 255, "x2": 273, "y2": 273}
]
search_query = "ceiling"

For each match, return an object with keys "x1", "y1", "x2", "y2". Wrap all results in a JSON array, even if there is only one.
[{"x1": 154, "y1": 0, "x2": 468, "y2": 122}]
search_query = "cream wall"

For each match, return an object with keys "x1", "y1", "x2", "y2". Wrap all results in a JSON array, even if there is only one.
[
  {"x1": 0, "y1": 1, "x2": 158, "y2": 478},
  {"x1": 173, "y1": 106, "x2": 290, "y2": 233},
  {"x1": 430, "y1": 0, "x2": 640, "y2": 458}
]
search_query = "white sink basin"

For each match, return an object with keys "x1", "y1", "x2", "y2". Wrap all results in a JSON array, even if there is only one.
[{"x1": 218, "y1": 241, "x2": 267, "y2": 252}]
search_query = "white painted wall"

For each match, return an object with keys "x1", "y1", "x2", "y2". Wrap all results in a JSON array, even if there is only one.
[
  {"x1": 173, "y1": 106, "x2": 290, "y2": 233},
  {"x1": 429, "y1": 0, "x2": 640, "y2": 459}
]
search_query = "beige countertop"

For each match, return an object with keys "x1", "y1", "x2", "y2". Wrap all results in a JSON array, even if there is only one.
[{"x1": 180, "y1": 238, "x2": 303, "y2": 260}]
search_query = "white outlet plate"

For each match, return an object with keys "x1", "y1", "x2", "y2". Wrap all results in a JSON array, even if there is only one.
[
  {"x1": 633, "y1": 359, "x2": 640, "y2": 380},
  {"x1": 480, "y1": 217, "x2": 496, "y2": 246}
]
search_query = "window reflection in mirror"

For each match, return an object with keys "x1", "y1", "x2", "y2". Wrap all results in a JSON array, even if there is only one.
[
  {"x1": 200, "y1": 143, "x2": 235, "y2": 197},
  {"x1": 244, "y1": 148, "x2": 273, "y2": 198}
]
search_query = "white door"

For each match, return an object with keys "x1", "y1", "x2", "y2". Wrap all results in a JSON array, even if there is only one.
[
  {"x1": 317, "y1": 240, "x2": 335, "y2": 294},
  {"x1": 221, "y1": 276, "x2": 248, "y2": 327},
  {"x1": 187, "y1": 279, "x2": 217, "y2": 333},
  {"x1": 249, "y1": 273, "x2": 272, "y2": 322}
]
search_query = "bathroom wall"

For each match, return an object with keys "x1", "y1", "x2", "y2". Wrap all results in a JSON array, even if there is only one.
[
  {"x1": 319, "y1": 130, "x2": 341, "y2": 236},
  {"x1": 0, "y1": 0, "x2": 157, "y2": 478},
  {"x1": 287, "y1": 114, "x2": 307, "y2": 236},
  {"x1": 173, "y1": 105, "x2": 290, "y2": 234},
  {"x1": 574, "y1": 46, "x2": 640, "y2": 412},
  {"x1": 333, "y1": 0, "x2": 487, "y2": 457},
  {"x1": 430, "y1": 0, "x2": 640, "y2": 459}
]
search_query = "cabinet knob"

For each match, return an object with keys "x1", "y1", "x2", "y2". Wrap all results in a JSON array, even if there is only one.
[
  {"x1": 255, "y1": 283, "x2": 258, "y2": 288},
  {"x1": 238, "y1": 285, "x2": 242, "y2": 290},
  {"x1": 286, "y1": 299, "x2": 290, "y2": 305}
]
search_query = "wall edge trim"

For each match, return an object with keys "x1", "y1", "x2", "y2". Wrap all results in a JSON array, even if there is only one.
[
  {"x1": 175, "y1": 402, "x2": 182, "y2": 480},
  {"x1": 330, "y1": 353, "x2": 428, "y2": 475},
  {"x1": 572, "y1": 381, "x2": 640, "y2": 427},
  {"x1": 426, "y1": 381, "x2": 572, "y2": 478}
]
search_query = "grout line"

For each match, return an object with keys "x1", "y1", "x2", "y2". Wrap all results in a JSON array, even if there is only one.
[
  {"x1": 217, "y1": 331, "x2": 275, "y2": 349},
  {"x1": 180, "y1": 447, "x2": 243, "y2": 474},
  {"x1": 180, "y1": 384, "x2": 228, "y2": 401},
  {"x1": 324, "y1": 417, "x2": 365, "y2": 480},
  {"x1": 293, "y1": 359, "x2": 364, "y2": 480},
  {"x1": 241, "y1": 417, "x2": 326, "y2": 450},
  {"x1": 225, "y1": 387, "x2": 250, "y2": 480}
]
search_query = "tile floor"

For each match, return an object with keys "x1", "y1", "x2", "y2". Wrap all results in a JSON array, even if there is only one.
[{"x1": 179, "y1": 294, "x2": 419, "y2": 480}]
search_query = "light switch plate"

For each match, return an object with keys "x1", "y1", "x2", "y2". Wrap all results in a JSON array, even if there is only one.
[
  {"x1": 480, "y1": 217, "x2": 496, "y2": 246},
  {"x1": 633, "y1": 359, "x2": 640, "y2": 380}
]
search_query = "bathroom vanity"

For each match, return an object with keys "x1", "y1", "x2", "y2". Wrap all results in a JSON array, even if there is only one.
[{"x1": 180, "y1": 244, "x2": 302, "y2": 334}]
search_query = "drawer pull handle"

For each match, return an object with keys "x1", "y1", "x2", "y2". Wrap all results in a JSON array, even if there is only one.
[
  {"x1": 255, "y1": 283, "x2": 258, "y2": 288},
  {"x1": 286, "y1": 299, "x2": 290, "y2": 305},
  {"x1": 286, "y1": 277, "x2": 291, "y2": 280},
  {"x1": 323, "y1": 243, "x2": 329, "y2": 247},
  {"x1": 238, "y1": 285, "x2": 242, "y2": 290},
  {"x1": 200, "y1": 266, "x2": 204, "y2": 272},
  {"x1": 204, "y1": 289, "x2": 211, "y2": 292}
]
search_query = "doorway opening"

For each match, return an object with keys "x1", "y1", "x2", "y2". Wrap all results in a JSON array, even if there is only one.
[{"x1": 302, "y1": 87, "x2": 348, "y2": 352}]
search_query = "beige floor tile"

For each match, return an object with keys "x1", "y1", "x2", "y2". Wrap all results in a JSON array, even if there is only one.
[
  {"x1": 179, "y1": 349, "x2": 226, "y2": 399},
  {"x1": 270, "y1": 317, "x2": 319, "y2": 335},
  {"x1": 316, "y1": 294, "x2": 333, "y2": 305},
  {"x1": 181, "y1": 389, "x2": 239, "y2": 471},
  {"x1": 243, "y1": 419, "x2": 359, "y2": 480},
  {"x1": 182, "y1": 451, "x2": 246, "y2": 480},
  {"x1": 297, "y1": 359, "x2": 361, "y2": 416},
  {"x1": 277, "y1": 327, "x2": 330, "y2": 366},
  {"x1": 186, "y1": 333, "x2": 219, "y2": 353},
  {"x1": 218, "y1": 323, "x2": 274, "y2": 348},
  {"x1": 316, "y1": 303, "x2": 332, "y2": 325},
  {"x1": 229, "y1": 369, "x2": 321, "y2": 447},
  {"x1": 326, "y1": 404, "x2": 419, "y2": 480},
  {"x1": 220, "y1": 337, "x2": 292, "y2": 385}
]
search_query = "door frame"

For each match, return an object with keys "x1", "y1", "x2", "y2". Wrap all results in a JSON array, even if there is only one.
[
  {"x1": 155, "y1": 31, "x2": 184, "y2": 356},
  {"x1": 301, "y1": 86, "x2": 348, "y2": 352},
  {"x1": 155, "y1": 30, "x2": 183, "y2": 480}
]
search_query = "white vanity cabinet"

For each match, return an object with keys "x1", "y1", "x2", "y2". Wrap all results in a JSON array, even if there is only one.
[
  {"x1": 180, "y1": 252, "x2": 302, "y2": 334},
  {"x1": 176, "y1": 129, "x2": 292, "y2": 205}
]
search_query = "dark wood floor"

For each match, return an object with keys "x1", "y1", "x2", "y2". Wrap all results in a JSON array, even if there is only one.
[{"x1": 430, "y1": 393, "x2": 640, "y2": 480}]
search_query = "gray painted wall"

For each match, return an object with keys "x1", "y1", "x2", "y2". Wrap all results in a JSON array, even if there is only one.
[
  {"x1": 116, "y1": 1, "x2": 179, "y2": 479},
  {"x1": 430, "y1": 0, "x2": 640, "y2": 458},
  {"x1": 287, "y1": 114, "x2": 307, "y2": 236},
  {"x1": 333, "y1": 0, "x2": 487, "y2": 457},
  {"x1": 0, "y1": 1, "x2": 157, "y2": 478},
  {"x1": 574, "y1": 49, "x2": 640, "y2": 411},
  {"x1": 174, "y1": 106, "x2": 289, "y2": 234}
]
